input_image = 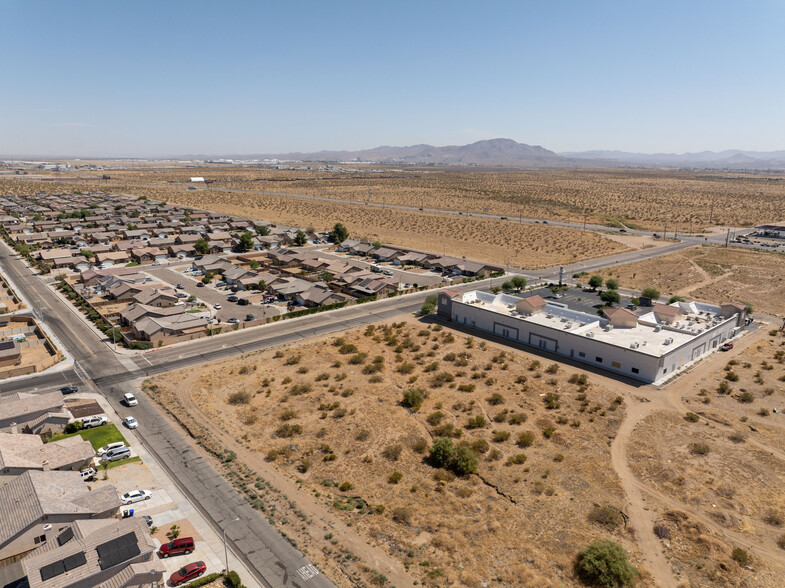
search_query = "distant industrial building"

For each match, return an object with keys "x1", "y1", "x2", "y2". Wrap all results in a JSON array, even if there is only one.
[
  {"x1": 438, "y1": 291, "x2": 747, "y2": 384},
  {"x1": 754, "y1": 224, "x2": 785, "y2": 238}
]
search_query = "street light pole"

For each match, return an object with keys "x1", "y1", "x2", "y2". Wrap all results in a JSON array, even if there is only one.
[{"x1": 223, "y1": 517, "x2": 240, "y2": 573}]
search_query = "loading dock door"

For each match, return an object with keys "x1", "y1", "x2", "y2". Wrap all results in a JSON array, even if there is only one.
[
  {"x1": 529, "y1": 333, "x2": 557, "y2": 352},
  {"x1": 493, "y1": 323, "x2": 519, "y2": 340}
]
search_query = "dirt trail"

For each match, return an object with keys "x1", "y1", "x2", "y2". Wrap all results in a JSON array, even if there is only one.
[
  {"x1": 674, "y1": 259, "x2": 732, "y2": 297},
  {"x1": 171, "y1": 386, "x2": 415, "y2": 588}
]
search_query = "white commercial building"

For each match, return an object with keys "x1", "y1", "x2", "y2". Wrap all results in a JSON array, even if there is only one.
[{"x1": 438, "y1": 290, "x2": 747, "y2": 384}]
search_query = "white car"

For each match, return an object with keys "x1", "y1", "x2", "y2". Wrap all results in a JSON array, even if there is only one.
[
  {"x1": 124, "y1": 416, "x2": 139, "y2": 429},
  {"x1": 123, "y1": 392, "x2": 138, "y2": 406},
  {"x1": 214, "y1": 304, "x2": 221, "y2": 310},
  {"x1": 120, "y1": 490, "x2": 152, "y2": 504},
  {"x1": 97, "y1": 441, "x2": 126, "y2": 456}
]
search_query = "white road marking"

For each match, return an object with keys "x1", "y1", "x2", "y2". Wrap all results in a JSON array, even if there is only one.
[{"x1": 296, "y1": 564, "x2": 320, "y2": 580}]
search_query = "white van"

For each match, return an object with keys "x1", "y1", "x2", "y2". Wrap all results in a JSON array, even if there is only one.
[
  {"x1": 97, "y1": 441, "x2": 126, "y2": 456},
  {"x1": 370, "y1": 264, "x2": 382, "y2": 273},
  {"x1": 123, "y1": 393, "x2": 138, "y2": 407},
  {"x1": 101, "y1": 446, "x2": 131, "y2": 463}
]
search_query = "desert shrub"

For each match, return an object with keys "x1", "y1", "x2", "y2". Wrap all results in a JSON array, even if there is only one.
[
  {"x1": 466, "y1": 415, "x2": 486, "y2": 429},
  {"x1": 315, "y1": 372, "x2": 330, "y2": 381},
  {"x1": 433, "y1": 469, "x2": 455, "y2": 483},
  {"x1": 505, "y1": 453, "x2": 527, "y2": 466},
  {"x1": 575, "y1": 541, "x2": 638, "y2": 587},
  {"x1": 298, "y1": 458, "x2": 312, "y2": 473},
  {"x1": 275, "y1": 423, "x2": 302, "y2": 438},
  {"x1": 728, "y1": 431, "x2": 746, "y2": 443},
  {"x1": 487, "y1": 392, "x2": 504, "y2": 405},
  {"x1": 588, "y1": 505, "x2": 623, "y2": 527},
  {"x1": 542, "y1": 426, "x2": 556, "y2": 439},
  {"x1": 355, "y1": 429, "x2": 370, "y2": 441},
  {"x1": 545, "y1": 363, "x2": 559, "y2": 374},
  {"x1": 717, "y1": 381, "x2": 732, "y2": 394},
  {"x1": 279, "y1": 410, "x2": 297, "y2": 421},
  {"x1": 457, "y1": 383, "x2": 475, "y2": 393},
  {"x1": 430, "y1": 371, "x2": 455, "y2": 387},
  {"x1": 569, "y1": 373, "x2": 589, "y2": 385},
  {"x1": 517, "y1": 432, "x2": 534, "y2": 448},
  {"x1": 411, "y1": 437, "x2": 428, "y2": 453},
  {"x1": 432, "y1": 423, "x2": 462, "y2": 438},
  {"x1": 284, "y1": 354, "x2": 302, "y2": 365},
  {"x1": 758, "y1": 408, "x2": 770, "y2": 417},
  {"x1": 778, "y1": 535, "x2": 785, "y2": 550},
  {"x1": 508, "y1": 413, "x2": 527, "y2": 425},
  {"x1": 452, "y1": 446, "x2": 478, "y2": 475},
  {"x1": 338, "y1": 343, "x2": 358, "y2": 354},
  {"x1": 401, "y1": 388, "x2": 425, "y2": 410},
  {"x1": 492, "y1": 430, "x2": 510, "y2": 442},
  {"x1": 731, "y1": 547, "x2": 751, "y2": 566},
  {"x1": 493, "y1": 409, "x2": 509, "y2": 423},
  {"x1": 543, "y1": 392, "x2": 560, "y2": 409},
  {"x1": 227, "y1": 390, "x2": 251, "y2": 405},
  {"x1": 348, "y1": 353, "x2": 367, "y2": 365},
  {"x1": 764, "y1": 510, "x2": 784, "y2": 526},
  {"x1": 392, "y1": 506, "x2": 413, "y2": 524},
  {"x1": 429, "y1": 438, "x2": 456, "y2": 468},
  {"x1": 427, "y1": 411, "x2": 445, "y2": 426},
  {"x1": 423, "y1": 361, "x2": 438, "y2": 372},
  {"x1": 382, "y1": 444, "x2": 403, "y2": 461},
  {"x1": 470, "y1": 439, "x2": 489, "y2": 454},
  {"x1": 684, "y1": 412, "x2": 700, "y2": 422},
  {"x1": 339, "y1": 481, "x2": 353, "y2": 492},
  {"x1": 397, "y1": 362, "x2": 415, "y2": 374},
  {"x1": 653, "y1": 524, "x2": 670, "y2": 539},
  {"x1": 738, "y1": 391, "x2": 754, "y2": 403},
  {"x1": 527, "y1": 360, "x2": 541, "y2": 371},
  {"x1": 689, "y1": 442, "x2": 710, "y2": 455},
  {"x1": 388, "y1": 471, "x2": 403, "y2": 484},
  {"x1": 725, "y1": 371, "x2": 739, "y2": 382}
]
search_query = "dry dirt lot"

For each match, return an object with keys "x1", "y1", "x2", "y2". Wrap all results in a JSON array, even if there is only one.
[
  {"x1": 596, "y1": 245, "x2": 785, "y2": 316},
  {"x1": 146, "y1": 318, "x2": 646, "y2": 587},
  {"x1": 18, "y1": 165, "x2": 784, "y2": 230}
]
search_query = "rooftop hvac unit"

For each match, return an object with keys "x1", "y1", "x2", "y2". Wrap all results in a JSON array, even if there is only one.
[
  {"x1": 663, "y1": 337, "x2": 674, "y2": 345},
  {"x1": 630, "y1": 342, "x2": 640, "y2": 349},
  {"x1": 654, "y1": 325, "x2": 662, "y2": 332},
  {"x1": 586, "y1": 332, "x2": 595, "y2": 338},
  {"x1": 545, "y1": 314, "x2": 553, "y2": 319},
  {"x1": 560, "y1": 317, "x2": 567, "y2": 322},
  {"x1": 604, "y1": 324, "x2": 614, "y2": 331}
]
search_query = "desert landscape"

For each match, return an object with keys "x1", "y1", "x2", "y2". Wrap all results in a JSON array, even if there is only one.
[
  {"x1": 595, "y1": 245, "x2": 785, "y2": 316},
  {"x1": 146, "y1": 318, "x2": 648, "y2": 587}
]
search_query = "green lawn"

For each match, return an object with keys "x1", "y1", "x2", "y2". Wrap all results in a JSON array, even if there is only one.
[{"x1": 48, "y1": 424, "x2": 127, "y2": 451}]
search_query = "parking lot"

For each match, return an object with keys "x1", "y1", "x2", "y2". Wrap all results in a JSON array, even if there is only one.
[{"x1": 527, "y1": 285, "x2": 639, "y2": 316}]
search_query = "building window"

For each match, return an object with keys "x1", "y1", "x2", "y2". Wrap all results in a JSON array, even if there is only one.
[
  {"x1": 595, "y1": 357, "x2": 603, "y2": 363},
  {"x1": 663, "y1": 368, "x2": 667, "y2": 373},
  {"x1": 611, "y1": 361, "x2": 621, "y2": 369},
  {"x1": 34, "y1": 535, "x2": 46, "y2": 544},
  {"x1": 578, "y1": 351, "x2": 586, "y2": 358},
  {"x1": 631, "y1": 367, "x2": 639, "y2": 374}
]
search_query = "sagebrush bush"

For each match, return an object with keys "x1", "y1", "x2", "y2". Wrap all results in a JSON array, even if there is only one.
[{"x1": 227, "y1": 390, "x2": 251, "y2": 405}]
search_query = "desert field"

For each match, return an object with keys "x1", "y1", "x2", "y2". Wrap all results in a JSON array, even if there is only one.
[
  {"x1": 145, "y1": 318, "x2": 647, "y2": 587},
  {"x1": 596, "y1": 245, "x2": 785, "y2": 316},
  {"x1": 17, "y1": 164, "x2": 785, "y2": 230}
]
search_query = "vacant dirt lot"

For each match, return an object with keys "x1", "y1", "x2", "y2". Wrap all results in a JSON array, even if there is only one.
[
  {"x1": 21, "y1": 165, "x2": 784, "y2": 230},
  {"x1": 147, "y1": 318, "x2": 644, "y2": 587},
  {"x1": 596, "y1": 245, "x2": 785, "y2": 316}
]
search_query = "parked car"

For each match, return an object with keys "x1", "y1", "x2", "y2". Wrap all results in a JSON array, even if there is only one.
[
  {"x1": 227, "y1": 318, "x2": 239, "y2": 324},
  {"x1": 237, "y1": 298, "x2": 250, "y2": 305},
  {"x1": 227, "y1": 295, "x2": 239, "y2": 302},
  {"x1": 170, "y1": 561, "x2": 206, "y2": 585},
  {"x1": 158, "y1": 537, "x2": 195, "y2": 558},
  {"x1": 382, "y1": 269, "x2": 394, "y2": 276},
  {"x1": 97, "y1": 441, "x2": 126, "y2": 456},
  {"x1": 121, "y1": 490, "x2": 152, "y2": 504},
  {"x1": 245, "y1": 314, "x2": 255, "y2": 321},
  {"x1": 213, "y1": 304, "x2": 221, "y2": 310},
  {"x1": 124, "y1": 416, "x2": 139, "y2": 429},
  {"x1": 142, "y1": 515, "x2": 153, "y2": 527},
  {"x1": 80, "y1": 467, "x2": 97, "y2": 481},
  {"x1": 196, "y1": 282, "x2": 205, "y2": 287},
  {"x1": 101, "y1": 446, "x2": 132, "y2": 462},
  {"x1": 619, "y1": 229, "x2": 627, "y2": 233},
  {"x1": 123, "y1": 392, "x2": 138, "y2": 406},
  {"x1": 500, "y1": 216, "x2": 508, "y2": 220},
  {"x1": 176, "y1": 283, "x2": 185, "y2": 289},
  {"x1": 175, "y1": 293, "x2": 188, "y2": 299},
  {"x1": 720, "y1": 342, "x2": 734, "y2": 351},
  {"x1": 81, "y1": 415, "x2": 108, "y2": 429},
  {"x1": 626, "y1": 304, "x2": 638, "y2": 310},
  {"x1": 59, "y1": 386, "x2": 78, "y2": 395}
]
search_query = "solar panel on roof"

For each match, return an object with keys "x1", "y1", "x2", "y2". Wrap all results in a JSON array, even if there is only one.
[
  {"x1": 40, "y1": 560, "x2": 66, "y2": 581},
  {"x1": 96, "y1": 532, "x2": 140, "y2": 570},
  {"x1": 63, "y1": 552, "x2": 86, "y2": 571},
  {"x1": 57, "y1": 527, "x2": 74, "y2": 546}
]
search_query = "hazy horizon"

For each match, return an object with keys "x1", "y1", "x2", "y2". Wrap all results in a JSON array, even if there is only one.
[{"x1": 2, "y1": 1, "x2": 784, "y2": 158}]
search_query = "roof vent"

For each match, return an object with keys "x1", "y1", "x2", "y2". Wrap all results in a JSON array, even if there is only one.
[
  {"x1": 586, "y1": 332, "x2": 595, "y2": 338},
  {"x1": 663, "y1": 337, "x2": 674, "y2": 345},
  {"x1": 630, "y1": 342, "x2": 640, "y2": 349}
]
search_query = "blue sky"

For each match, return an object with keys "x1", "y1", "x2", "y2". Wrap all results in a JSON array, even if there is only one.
[{"x1": 2, "y1": 1, "x2": 784, "y2": 157}]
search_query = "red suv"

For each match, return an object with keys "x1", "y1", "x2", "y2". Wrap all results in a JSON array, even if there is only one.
[
  {"x1": 170, "y1": 561, "x2": 206, "y2": 585},
  {"x1": 158, "y1": 537, "x2": 195, "y2": 558}
]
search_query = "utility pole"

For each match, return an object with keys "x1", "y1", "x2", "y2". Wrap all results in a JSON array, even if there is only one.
[
  {"x1": 725, "y1": 228, "x2": 730, "y2": 247},
  {"x1": 583, "y1": 212, "x2": 587, "y2": 232},
  {"x1": 709, "y1": 200, "x2": 714, "y2": 224}
]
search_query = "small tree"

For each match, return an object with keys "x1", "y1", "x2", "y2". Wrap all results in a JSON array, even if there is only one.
[
  {"x1": 641, "y1": 287, "x2": 660, "y2": 302},
  {"x1": 429, "y1": 438, "x2": 456, "y2": 468},
  {"x1": 575, "y1": 540, "x2": 638, "y2": 587},
  {"x1": 249, "y1": 259, "x2": 259, "y2": 270},
  {"x1": 501, "y1": 280, "x2": 514, "y2": 293},
  {"x1": 80, "y1": 249, "x2": 94, "y2": 260},
  {"x1": 168, "y1": 524, "x2": 180, "y2": 540},
  {"x1": 589, "y1": 275, "x2": 604, "y2": 290},
  {"x1": 331, "y1": 222, "x2": 349, "y2": 243},
  {"x1": 202, "y1": 272, "x2": 214, "y2": 284},
  {"x1": 294, "y1": 230, "x2": 307, "y2": 246},
  {"x1": 372, "y1": 240, "x2": 382, "y2": 248},
  {"x1": 401, "y1": 388, "x2": 425, "y2": 411},
  {"x1": 194, "y1": 237, "x2": 209, "y2": 255},
  {"x1": 255, "y1": 224, "x2": 270, "y2": 236},
  {"x1": 511, "y1": 276, "x2": 527, "y2": 291},
  {"x1": 258, "y1": 279, "x2": 267, "y2": 291},
  {"x1": 237, "y1": 231, "x2": 254, "y2": 253},
  {"x1": 420, "y1": 293, "x2": 438, "y2": 316},
  {"x1": 668, "y1": 295, "x2": 686, "y2": 304},
  {"x1": 600, "y1": 290, "x2": 621, "y2": 306},
  {"x1": 452, "y1": 445, "x2": 478, "y2": 476},
  {"x1": 605, "y1": 278, "x2": 619, "y2": 290}
]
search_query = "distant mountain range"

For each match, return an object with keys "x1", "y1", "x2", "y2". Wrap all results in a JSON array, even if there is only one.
[{"x1": 208, "y1": 139, "x2": 785, "y2": 170}]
